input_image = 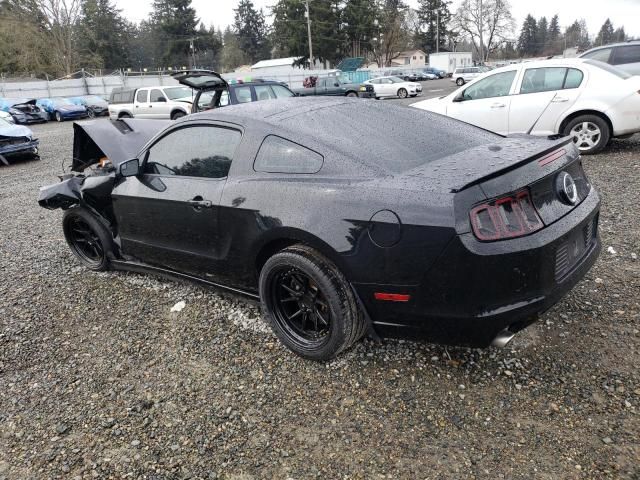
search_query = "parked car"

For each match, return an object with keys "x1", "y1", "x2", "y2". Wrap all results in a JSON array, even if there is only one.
[
  {"x1": 0, "y1": 111, "x2": 15, "y2": 124},
  {"x1": 69, "y1": 95, "x2": 109, "y2": 118},
  {"x1": 292, "y1": 74, "x2": 375, "y2": 98},
  {"x1": 579, "y1": 40, "x2": 640, "y2": 75},
  {"x1": 0, "y1": 116, "x2": 39, "y2": 165},
  {"x1": 412, "y1": 58, "x2": 640, "y2": 154},
  {"x1": 363, "y1": 76, "x2": 422, "y2": 99},
  {"x1": 38, "y1": 97, "x2": 601, "y2": 360},
  {"x1": 0, "y1": 99, "x2": 49, "y2": 124},
  {"x1": 36, "y1": 98, "x2": 88, "y2": 122},
  {"x1": 171, "y1": 70, "x2": 298, "y2": 113},
  {"x1": 109, "y1": 85, "x2": 195, "y2": 120},
  {"x1": 451, "y1": 66, "x2": 487, "y2": 86},
  {"x1": 422, "y1": 67, "x2": 447, "y2": 79}
]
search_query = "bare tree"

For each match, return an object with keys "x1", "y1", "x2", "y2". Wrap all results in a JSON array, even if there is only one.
[
  {"x1": 370, "y1": 0, "x2": 409, "y2": 68},
  {"x1": 452, "y1": 0, "x2": 515, "y2": 62},
  {"x1": 39, "y1": 0, "x2": 83, "y2": 75}
]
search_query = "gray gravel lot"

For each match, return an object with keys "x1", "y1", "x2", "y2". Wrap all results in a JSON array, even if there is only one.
[{"x1": 0, "y1": 105, "x2": 639, "y2": 479}]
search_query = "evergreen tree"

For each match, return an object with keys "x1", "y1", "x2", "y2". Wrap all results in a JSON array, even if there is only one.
[
  {"x1": 151, "y1": 0, "x2": 198, "y2": 67},
  {"x1": 233, "y1": 0, "x2": 270, "y2": 63},
  {"x1": 613, "y1": 26, "x2": 626, "y2": 42},
  {"x1": 536, "y1": 16, "x2": 548, "y2": 55},
  {"x1": 343, "y1": 0, "x2": 378, "y2": 57},
  {"x1": 78, "y1": 0, "x2": 130, "y2": 70},
  {"x1": 517, "y1": 14, "x2": 537, "y2": 57},
  {"x1": 221, "y1": 25, "x2": 247, "y2": 71},
  {"x1": 416, "y1": 0, "x2": 451, "y2": 54},
  {"x1": 545, "y1": 14, "x2": 561, "y2": 54},
  {"x1": 595, "y1": 18, "x2": 614, "y2": 46},
  {"x1": 565, "y1": 20, "x2": 590, "y2": 51}
]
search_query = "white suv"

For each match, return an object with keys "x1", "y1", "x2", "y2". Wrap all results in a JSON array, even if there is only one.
[
  {"x1": 451, "y1": 67, "x2": 489, "y2": 86},
  {"x1": 109, "y1": 85, "x2": 194, "y2": 120}
]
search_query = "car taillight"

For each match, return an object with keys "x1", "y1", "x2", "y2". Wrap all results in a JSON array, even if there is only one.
[{"x1": 470, "y1": 189, "x2": 543, "y2": 241}]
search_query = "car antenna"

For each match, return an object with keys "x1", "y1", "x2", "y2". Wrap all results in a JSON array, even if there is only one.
[{"x1": 526, "y1": 92, "x2": 558, "y2": 135}]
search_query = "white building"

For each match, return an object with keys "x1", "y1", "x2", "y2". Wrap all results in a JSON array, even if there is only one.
[
  {"x1": 249, "y1": 57, "x2": 324, "y2": 76},
  {"x1": 428, "y1": 52, "x2": 473, "y2": 74},
  {"x1": 391, "y1": 49, "x2": 428, "y2": 67}
]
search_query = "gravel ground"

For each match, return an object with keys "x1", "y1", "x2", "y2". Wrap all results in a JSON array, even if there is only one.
[{"x1": 0, "y1": 116, "x2": 639, "y2": 479}]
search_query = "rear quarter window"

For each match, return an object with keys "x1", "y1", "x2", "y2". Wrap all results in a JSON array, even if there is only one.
[
  {"x1": 612, "y1": 45, "x2": 640, "y2": 65},
  {"x1": 254, "y1": 135, "x2": 324, "y2": 174}
]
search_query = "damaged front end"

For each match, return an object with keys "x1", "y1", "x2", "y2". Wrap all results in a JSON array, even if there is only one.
[{"x1": 38, "y1": 117, "x2": 168, "y2": 219}]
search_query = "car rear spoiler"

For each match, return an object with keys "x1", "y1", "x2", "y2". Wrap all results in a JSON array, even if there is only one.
[{"x1": 72, "y1": 118, "x2": 170, "y2": 172}]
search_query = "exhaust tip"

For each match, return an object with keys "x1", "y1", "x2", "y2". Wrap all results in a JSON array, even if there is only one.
[{"x1": 491, "y1": 329, "x2": 516, "y2": 348}]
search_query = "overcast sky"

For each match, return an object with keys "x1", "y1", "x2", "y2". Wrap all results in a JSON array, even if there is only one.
[{"x1": 113, "y1": 0, "x2": 640, "y2": 38}]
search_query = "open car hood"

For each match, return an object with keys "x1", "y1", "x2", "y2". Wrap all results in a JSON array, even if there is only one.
[
  {"x1": 72, "y1": 118, "x2": 170, "y2": 172},
  {"x1": 12, "y1": 99, "x2": 37, "y2": 108},
  {"x1": 171, "y1": 70, "x2": 228, "y2": 91}
]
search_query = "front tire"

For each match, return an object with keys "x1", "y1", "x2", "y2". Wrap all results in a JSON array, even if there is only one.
[
  {"x1": 346, "y1": 91, "x2": 358, "y2": 98},
  {"x1": 171, "y1": 111, "x2": 186, "y2": 120},
  {"x1": 397, "y1": 88, "x2": 408, "y2": 99},
  {"x1": 259, "y1": 245, "x2": 366, "y2": 361},
  {"x1": 62, "y1": 208, "x2": 113, "y2": 271},
  {"x1": 563, "y1": 114, "x2": 610, "y2": 155},
  {"x1": 456, "y1": 78, "x2": 465, "y2": 86},
  {"x1": 55, "y1": 111, "x2": 63, "y2": 122}
]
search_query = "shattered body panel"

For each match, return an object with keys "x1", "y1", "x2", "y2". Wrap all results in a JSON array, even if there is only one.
[{"x1": 0, "y1": 121, "x2": 39, "y2": 165}]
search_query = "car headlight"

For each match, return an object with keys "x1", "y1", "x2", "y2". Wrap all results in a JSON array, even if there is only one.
[{"x1": 359, "y1": 86, "x2": 366, "y2": 91}]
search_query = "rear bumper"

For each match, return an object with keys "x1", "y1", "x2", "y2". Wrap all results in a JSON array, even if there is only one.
[{"x1": 354, "y1": 188, "x2": 601, "y2": 347}]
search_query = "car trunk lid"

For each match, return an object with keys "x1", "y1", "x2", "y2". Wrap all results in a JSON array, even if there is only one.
[{"x1": 171, "y1": 70, "x2": 228, "y2": 91}]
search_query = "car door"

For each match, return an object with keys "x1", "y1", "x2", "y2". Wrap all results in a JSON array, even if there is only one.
[
  {"x1": 508, "y1": 67, "x2": 584, "y2": 135},
  {"x1": 111, "y1": 123, "x2": 243, "y2": 279},
  {"x1": 148, "y1": 88, "x2": 170, "y2": 118},
  {"x1": 380, "y1": 78, "x2": 394, "y2": 96},
  {"x1": 134, "y1": 89, "x2": 150, "y2": 118},
  {"x1": 446, "y1": 70, "x2": 517, "y2": 135}
]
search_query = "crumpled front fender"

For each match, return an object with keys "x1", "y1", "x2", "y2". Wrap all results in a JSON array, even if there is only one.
[{"x1": 38, "y1": 175, "x2": 84, "y2": 210}]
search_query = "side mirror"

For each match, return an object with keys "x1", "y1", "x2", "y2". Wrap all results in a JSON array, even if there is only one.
[
  {"x1": 119, "y1": 158, "x2": 140, "y2": 178},
  {"x1": 157, "y1": 97, "x2": 167, "y2": 103},
  {"x1": 453, "y1": 92, "x2": 466, "y2": 103},
  {"x1": 334, "y1": 82, "x2": 340, "y2": 87}
]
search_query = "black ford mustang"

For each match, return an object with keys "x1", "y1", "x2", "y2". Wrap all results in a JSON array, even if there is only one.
[{"x1": 38, "y1": 97, "x2": 600, "y2": 360}]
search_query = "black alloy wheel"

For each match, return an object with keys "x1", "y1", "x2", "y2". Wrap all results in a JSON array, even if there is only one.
[
  {"x1": 62, "y1": 208, "x2": 113, "y2": 271},
  {"x1": 259, "y1": 245, "x2": 366, "y2": 361},
  {"x1": 270, "y1": 267, "x2": 332, "y2": 346}
]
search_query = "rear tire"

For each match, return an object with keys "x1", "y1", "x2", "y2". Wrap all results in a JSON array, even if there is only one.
[
  {"x1": 562, "y1": 114, "x2": 610, "y2": 155},
  {"x1": 456, "y1": 78, "x2": 465, "y2": 86},
  {"x1": 397, "y1": 88, "x2": 408, "y2": 99},
  {"x1": 259, "y1": 245, "x2": 365, "y2": 361},
  {"x1": 62, "y1": 207, "x2": 113, "y2": 271},
  {"x1": 118, "y1": 112, "x2": 132, "y2": 119}
]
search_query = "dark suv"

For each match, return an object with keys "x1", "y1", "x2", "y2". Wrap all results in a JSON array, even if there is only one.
[
  {"x1": 580, "y1": 41, "x2": 640, "y2": 75},
  {"x1": 172, "y1": 70, "x2": 296, "y2": 113}
]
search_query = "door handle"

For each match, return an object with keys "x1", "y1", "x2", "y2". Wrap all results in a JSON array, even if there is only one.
[
  {"x1": 188, "y1": 197, "x2": 212, "y2": 209},
  {"x1": 551, "y1": 97, "x2": 569, "y2": 103},
  {"x1": 490, "y1": 103, "x2": 506, "y2": 109}
]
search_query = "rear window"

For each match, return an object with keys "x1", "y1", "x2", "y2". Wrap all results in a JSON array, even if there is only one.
[
  {"x1": 584, "y1": 59, "x2": 632, "y2": 79},
  {"x1": 254, "y1": 135, "x2": 323, "y2": 174},
  {"x1": 612, "y1": 45, "x2": 640, "y2": 65},
  {"x1": 110, "y1": 89, "x2": 135, "y2": 104}
]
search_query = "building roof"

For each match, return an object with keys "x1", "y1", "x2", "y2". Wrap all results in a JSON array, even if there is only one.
[
  {"x1": 429, "y1": 51, "x2": 472, "y2": 56},
  {"x1": 251, "y1": 57, "x2": 301, "y2": 69},
  {"x1": 397, "y1": 49, "x2": 427, "y2": 57}
]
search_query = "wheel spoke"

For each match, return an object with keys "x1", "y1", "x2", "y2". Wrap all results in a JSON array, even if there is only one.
[
  {"x1": 280, "y1": 296, "x2": 298, "y2": 303},
  {"x1": 314, "y1": 307, "x2": 329, "y2": 326},
  {"x1": 281, "y1": 284, "x2": 299, "y2": 296},
  {"x1": 288, "y1": 309, "x2": 303, "y2": 320}
]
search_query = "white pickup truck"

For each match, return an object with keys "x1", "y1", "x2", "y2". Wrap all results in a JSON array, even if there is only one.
[{"x1": 108, "y1": 85, "x2": 194, "y2": 120}]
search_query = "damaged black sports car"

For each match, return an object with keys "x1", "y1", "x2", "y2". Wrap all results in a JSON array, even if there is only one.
[{"x1": 39, "y1": 97, "x2": 601, "y2": 360}]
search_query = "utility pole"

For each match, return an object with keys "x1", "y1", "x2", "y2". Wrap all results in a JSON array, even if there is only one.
[
  {"x1": 305, "y1": 0, "x2": 313, "y2": 68},
  {"x1": 189, "y1": 38, "x2": 196, "y2": 69},
  {"x1": 436, "y1": 9, "x2": 440, "y2": 53}
]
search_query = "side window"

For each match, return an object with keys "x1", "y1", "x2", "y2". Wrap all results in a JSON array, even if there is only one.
[
  {"x1": 254, "y1": 135, "x2": 324, "y2": 174},
  {"x1": 564, "y1": 68, "x2": 584, "y2": 89},
  {"x1": 271, "y1": 85, "x2": 295, "y2": 98},
  {"x1": 149, "y1": 89, "x2": 165, "y2": 102},
  {"x1": 235, "y1": 86, "x2": 252, "y2": 104},
  {"x1": 255, "y1": 85, "x2": 276, "y2": 101},
  {"x1": 219, "y1": 91, "x2": 229, "y2": 106},
  {"x1": 520, "y1": 68, "x2": 566, "y2": 94},
  {"x1": 136, "y1": 90, "x2": 148, "y2": 103},
  {"x1": 462, "y1": 71, "x2": 516, "y2": 100},
  {"x1": 582, "y1": 48, "x2": 612, "y2": 63},
  {"x1": 612, "y1": 45, "x2": 640, "y2": 65},
  {"x1": 144, "y1": 126, "x2": 241, "y2": 179}
]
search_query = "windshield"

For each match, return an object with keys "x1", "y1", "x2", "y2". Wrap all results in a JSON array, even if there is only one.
[
  {"x1": 164, "y1": 86, "x2": 194, "y2": 100},
  {"x1": 53, "y1": 98, "x2": 75, "y2": 107}
]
